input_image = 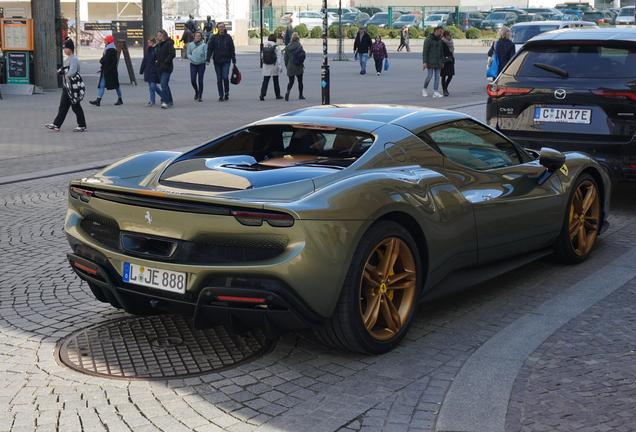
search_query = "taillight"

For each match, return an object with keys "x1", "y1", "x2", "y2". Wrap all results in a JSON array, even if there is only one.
[
  {"x1": 69, "y1": 186, "x2": 93, "y2": 202},
  {"x1": 598, "y1": 18, "x2": 605, "y2": 23},
  {"x1": 217, "y1": 295, "x2": 265, "y2": 303},
  {"x1": 232, "y1": 210, "x2": 294, "y2": 227},
  {"x1": 591, "y1": 90, "x2": 636, "y2": 101},
  {"x1": 487, "y1": 83, "x2": 532, "y2": 98},
  {"x1": 465, "y1": 19, "x2": 469, "y2": 24}
]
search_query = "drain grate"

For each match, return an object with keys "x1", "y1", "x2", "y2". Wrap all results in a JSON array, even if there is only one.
[{"x1": 56, "y1": 315, "x2": 273, "y2": 380}]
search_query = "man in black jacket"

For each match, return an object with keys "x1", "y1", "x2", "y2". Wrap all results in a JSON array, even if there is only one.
[
  {"x1": 353, "y1": 26, "x2": 372, "y2": 75},
  {"x1": 156, "y1": 29, "x2": 176, "y2": 108},
  {"x1": 205, "y1": 22, "x2": 236, "y2": 102}
]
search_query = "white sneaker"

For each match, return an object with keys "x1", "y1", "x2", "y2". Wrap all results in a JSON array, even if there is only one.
[
  {"x1": 422, "y1": 88, "x2": 428, "y2": 97},
  {"x1": 377, "y1": 72, "x2": 381, "y2": 75},
  {"x1": 161, "y1": 103, "x2": 169, "y2": 109},
  {"x1": 433, "y1": 92, "x2": 443, "y2": 98}
]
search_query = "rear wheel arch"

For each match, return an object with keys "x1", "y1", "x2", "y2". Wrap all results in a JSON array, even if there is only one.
[{"x1": 377, "y1": 211, "x2": 429, "y2": 291}]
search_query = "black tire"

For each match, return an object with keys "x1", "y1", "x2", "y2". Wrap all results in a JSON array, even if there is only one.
[
  {"x1": 314, "y1": 221, "x2": 422, "y2": 354},
  {"x1": 553, "y1": 173, "x2": 601, "y2": 264}
]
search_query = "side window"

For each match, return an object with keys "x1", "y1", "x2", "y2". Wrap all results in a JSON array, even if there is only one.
[
  {"x1": 312, "y1": 12, "x2": 322, "y2": 18},
  {"x1": 299, "y1": 12, "x2": 308, "y2": 18},
  {"x1": 426, "y1": 120, "x2": 522, "y2": 170}
]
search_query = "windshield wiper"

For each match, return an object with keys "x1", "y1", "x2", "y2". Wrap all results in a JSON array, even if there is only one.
[{"x1": 533, "y1": 63, "x2": 569, "y2": 77}]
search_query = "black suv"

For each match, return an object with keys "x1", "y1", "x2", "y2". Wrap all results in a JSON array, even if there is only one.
[{"x1": 486, "y1": 28, "x2": 636, "y2": 181}]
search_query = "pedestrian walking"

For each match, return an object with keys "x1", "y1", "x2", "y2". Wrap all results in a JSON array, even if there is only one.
[
  {"x1": 370, "y1": 35, "x2": 388, "y2": 76},
  {"x1": 259, "y1": 34, "x2": 284, "y2": 101},
  {"x1": 441, "y1": 30, "x2": 455, "y2": 97},
  {"x1": 353, "y1": 26, "x2": 372, "y2": 75},
  {"x1": 139, "y1": 36, "x2": 162, "y2": 107},
  {"x1": 398, "y1": 26, "x2": 410, "y2": 52},
  {"x1": 283, "y1": 32, "x2": 305, "y2": 100},
  {"x1": 156, "y1": 29, "x2": 176, "y2": 109},
  {"x1": 284, "y1": 25, "x2": 293, "y2": 46},
  {"x1": 187, "y1": 31, "x2": 207, "y2": 102},
  {"x1": 89, "y1": 35, "x2": 123, "y2": 106},
  {"x1": 180, "y1": 26, "x2": 193, "y2": 61},
  {"x1": 488, "y1": 26, "x2": 516, "y2": 76},
  {"x1": 206, "y1": 22, "x2": 236, "y2": 102},
  {"x1": 422, "y1": 26, "x2": 444, "y2": 98},
  {"x1": 45, "y1": 39, "x2": 87, "y2": 132}
]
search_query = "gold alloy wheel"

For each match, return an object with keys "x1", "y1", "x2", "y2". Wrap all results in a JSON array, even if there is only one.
[
  {"x1": 568, "y1": 180, "x2": 600, "y2": 256},
  {"x1": 360, "y1": 237, "x2": 417, "y2": 341}
]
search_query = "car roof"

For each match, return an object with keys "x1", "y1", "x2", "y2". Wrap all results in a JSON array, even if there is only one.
[
  {"x1": 255, "y1": 105, "x2": 470, "y2": 133},
  {"x1": 527, "y1": 26, "x2": 636, "y2": 42},
  {"x1": 511, "y1": 20, "x2": 596, "y2": 27}
]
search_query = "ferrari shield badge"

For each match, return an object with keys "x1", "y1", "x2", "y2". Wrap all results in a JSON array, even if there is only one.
[{"x1": 560, "y1": 164, "x2": 569, "y2": 176}]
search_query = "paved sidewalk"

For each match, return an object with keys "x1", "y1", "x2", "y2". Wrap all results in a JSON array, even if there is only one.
[{"x1": 1, "y1": 45, "x2": 635, "y2": 432}]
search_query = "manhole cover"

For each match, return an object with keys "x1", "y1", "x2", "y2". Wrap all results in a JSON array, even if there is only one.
[{"x1": 55, "y1": 315, "x2": 273, "y2": 380}]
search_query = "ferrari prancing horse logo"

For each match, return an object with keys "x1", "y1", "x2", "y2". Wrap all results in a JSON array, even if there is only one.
[
  {"x1": 145, "y1": 211, "x2": 152, "y2": 225},
  {"x1": 560, "y1": 164, "x2": 569, "y2": 176}
]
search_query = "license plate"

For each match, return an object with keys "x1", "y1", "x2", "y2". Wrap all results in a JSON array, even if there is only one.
[
  {"x1": 123, "y1": 262, "x2": 186, "y2": 294},
  {"x1": 534, "y1": 107, "x2": 591, "y2": 124}
]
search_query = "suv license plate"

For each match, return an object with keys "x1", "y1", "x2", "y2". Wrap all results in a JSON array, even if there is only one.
[
  {"x1": 535, "y1": 107, "x2": 591, "y2": 124},
  {"x1": 123, "y1": 262, "x2": 186, "y2": 294}
]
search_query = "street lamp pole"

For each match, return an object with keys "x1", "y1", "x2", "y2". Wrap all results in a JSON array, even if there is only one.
[{"x1": 321, "y1": 0, "x2": 330, "y2": 104}]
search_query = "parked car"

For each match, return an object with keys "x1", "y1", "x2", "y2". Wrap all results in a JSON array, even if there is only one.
[
  {"x1": 391, "y1": 13, "x2": 423, "y2": 29},
  {"x1": 65, "y1": 104, "x2": 610, "y2": 354},
  {"x1": 487, "y1": 27, "x2": 636, "y2": 181},
  {"x1": 614, "y1": 6, "x2": 635, "y2": 25},
  {"x1": 367, "y1": 12, "x2": 402, "y2": 28},
  {"x1": 479, "y1": 12, "x2": 517, "y2": 30},
  {"x1": 331, "y1": 12, "x2": 370, "y2": 28},
  {"x1": 326, "y1": 12, "x2": 339, "y2": 27},
  {"x1": 426, "y1": 9, "x2": 452, "y2": 16},
  {"x1": 514, "y1": 13, "x2": 547, "y2": 24},
  {"x1": 357, "y1": 6, "x2": 385, "y2": 16},
  {"x1": 555, "y1": 3, "x2": 594, "y2": 13},
  {"x1": 446, "y1": 11, "x2": 486, "y2": 31},
  {"x1": 327, "y1": 7, "x2": 358, "y2": 15},
  {"x1": 551, "y1": 10, "x2": 582, "y2": 21},
  {"x1": 491, "y1": 8, "x2": 528, "y2": 18},
  {"x1": 581, "y1": 10, "x2": 615, "y2": 24},
  {"x1": 525, "y1": 7, "x2": 563, "y2": 17},
  {"x1": 280, "y1": 11, "x2": 324, "y2": 29},
  {"x1": 510, "y1": 20, "x2": 597, "y2": 51},
  {"x1": 421, "y1": 14, "x2": 449, "y2": 29}
]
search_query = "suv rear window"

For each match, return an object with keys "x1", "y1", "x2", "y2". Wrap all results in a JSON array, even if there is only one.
[
  {"x1": 510, "y1": 25, "x2": 560, "y2": 43},
  {"x1": 505, "y1": 43, "x2": 636, "y2": 78},
  {"x1": 619, "y1": 7, "x2": 634, "y2": 16}
]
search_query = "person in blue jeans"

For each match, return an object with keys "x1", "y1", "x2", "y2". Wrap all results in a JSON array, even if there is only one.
[
  {"x1": 139, "y1": 36, "x2": 162, "y2": 106},
  {"x1": 206, "y1": 22, "x2": 236, "y2": 102},
  {"x1": 353, "y1": 26, "x2": 372, "y2": 75},
  {"x1": 155, "y1": 29, "x2": 175, "y2": 109},
  {"x1": 187, "y1": 31, "x2": 207, "y2": 102},
  {"x1": 89, "y1": 35, "x2": 122, "y2": 106}
]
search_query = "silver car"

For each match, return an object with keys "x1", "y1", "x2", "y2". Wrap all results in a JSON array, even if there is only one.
[
  {"x1": 510, "y1": 20, "x2": 598, "y2": 51},
  {"x1": 615, "y1": 6, "x2": 635, "y2": 24},
  {"x1": 280, "y1": 11, "x2": 324, "y2": 29}
]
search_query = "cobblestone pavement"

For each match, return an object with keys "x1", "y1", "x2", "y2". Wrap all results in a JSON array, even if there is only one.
[
  {"x1": 506, "y1": 184, "x2": 636, "y2": 432},
  {"x1": 1, "y1": 165, "x2": 635, "y2": 431}
]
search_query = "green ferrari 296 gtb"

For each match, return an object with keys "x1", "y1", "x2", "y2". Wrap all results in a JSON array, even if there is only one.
[{"x1": 65, "y1": 105, "x2": 610, "y2": 353}]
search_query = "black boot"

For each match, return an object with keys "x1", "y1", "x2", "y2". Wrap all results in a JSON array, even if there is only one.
[
  {"x1": 114, "y1": 98, "x2": 123, "y2": 106},
  {"x1": 89, "y1": 98, "x2": 101, "y2": 106},
  {"x1": 285, "y1": 92, "x2": 289, "y2": 101},
  {"x1": 299, "y1": 93, "x2": 305, "y2": 100}
]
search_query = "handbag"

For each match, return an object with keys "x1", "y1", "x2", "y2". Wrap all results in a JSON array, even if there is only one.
[
  {"x1": 486, "y1": 42, "x2": 499, "y2": 79},
  {"x1": 445, "y1": 55, "x2": 454, "y2": 63},
  {"x1": 60, "y1": 66, "x2": 85, "y2": 104},
  {"x1": 384, "y1": 58, "x2": 389, "y2": 71},
  {"x1": 230, "y1": 64, "x2": 241, "y2": 85}
]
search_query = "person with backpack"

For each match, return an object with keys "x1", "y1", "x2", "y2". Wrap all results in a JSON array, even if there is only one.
[
  {"x1": 206, "y1": 22, "x2": 236, "y2": 102},
  {"x1": 259, "y1": 34, "x2": 284, "y2": 101},
  {"x1": 283, "y1": 32, "x2": 305, "y2": 101},
  {"x1": 187, "y1": 31, "x2": 207, "y2": 102}
]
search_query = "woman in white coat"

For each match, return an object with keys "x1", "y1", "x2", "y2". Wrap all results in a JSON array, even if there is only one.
[{"x1": 259, "y1": 34, "x2": 284, "y2": 100}]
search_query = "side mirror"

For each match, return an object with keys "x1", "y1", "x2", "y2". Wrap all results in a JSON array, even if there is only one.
[{"x1": 537, "y1": 147, "x2": 566, "y2": 185}]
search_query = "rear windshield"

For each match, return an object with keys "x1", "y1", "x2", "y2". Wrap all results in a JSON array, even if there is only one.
[
  {"x1": 398, "y1": 15, "x2": 416, "y2": 21},
  {"x1": 487, "y1": 13, "x2": 508, "y2": 20},
  {"x1": 619, "y1": 7, "x2": 634, "y2": 16},
  {"x1": 510, "y1": 25, "x2": 560, "y2": 43},
  {"x1": 342, "y1": 13, "x2": 357, "y2": 19},
  {"x1": 505, "y1": 43, "x2": 636, "y2": 78}
]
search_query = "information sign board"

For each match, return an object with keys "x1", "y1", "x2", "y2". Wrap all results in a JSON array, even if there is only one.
[{"x1": 6, "y1": 51, "x2": 29, "y2": 84}]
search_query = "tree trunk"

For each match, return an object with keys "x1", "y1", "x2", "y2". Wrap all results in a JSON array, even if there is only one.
[
  {"x1": 31, "y1": 0, "x2": 58, "y2": 89},
  {"x1": 142, "y1": 0, "x2": 162, "y2": 51},
  {"x1": 75, "y1": 0, "x2": 80, "y2": 57}
]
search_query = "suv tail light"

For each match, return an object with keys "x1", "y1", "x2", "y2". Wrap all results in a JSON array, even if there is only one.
[
  {"x1": 487, "y1": 83, "x2": 533, "y2": 98},
  {"x1": 591, "y1": 90, "x2": 636, "y2": 101}
]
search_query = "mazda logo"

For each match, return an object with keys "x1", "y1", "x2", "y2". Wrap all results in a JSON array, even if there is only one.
[{"x1": 554, "y1": 89, "x2": 567, "y2": 99}]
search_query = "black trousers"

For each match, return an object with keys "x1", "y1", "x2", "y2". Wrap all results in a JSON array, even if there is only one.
[
  {"x1": 54, "y1": 90, "x2": 86, "y2": 128},
  {"x1": 287, "y1": 74, "x2": 303, "y2": 95},
  {"x1": 442, "y1": 76, "x2": 453, "y2": 93},
  {"x1": 260, "y1": 76, "x2": 281, "y2": 97}
]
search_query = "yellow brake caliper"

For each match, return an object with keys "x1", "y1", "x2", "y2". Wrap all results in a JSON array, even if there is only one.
[{"x1": 375, "y1": 249, "x2": 394, "y2": 301}]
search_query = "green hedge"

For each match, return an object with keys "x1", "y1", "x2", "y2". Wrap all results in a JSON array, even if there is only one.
[
  {"x1": 248, "y1": 30, "x2": 259, "y2": 38},
  {"x1": 424, "y1": 26, "x2": 435, "y2": 37},
  {"x1": 294, "y1": 23, "x2": 308, "y2": 38},
  {"x1": 347, "y1": 25, "x2": 359, "y2": 38},
  {"x1": 274, "y1": 25, "x2": 286, "y2": 39},
  {"x1": 262, "y1": 27, "x2": 270, "y2": 37},
  {"x1": 366, "y1": 24, "x2": 379, "y2": 39},
  {"x1": 328, "y1": 25, "x2": 339, "y2": 38},
  {"x1": 310, "y1": 26, "x2": 322, "y2": 38},
  {"x1": 445, "y1": 25, "x2": 465, "y2": 39},
  {"x1": 466, "y1": 27, "x2": 481, "y2": 39},
  {"x1": 408, "y1": 26, "x2": 419, "y2": 39},
  {"x1": 388, "y1": 29, "x2": 399, "y2": 39}
]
